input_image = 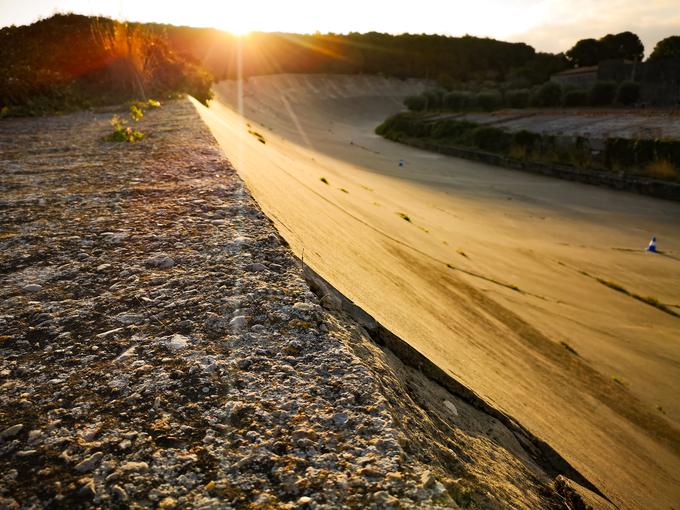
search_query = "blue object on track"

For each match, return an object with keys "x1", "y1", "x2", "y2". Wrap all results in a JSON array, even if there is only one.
[
  {"x1": 646, "y1": 236, "x2": 657, "y2": 253},
  {"x1": 399, "y1": 159, "x2": 404, "y2": 167}
]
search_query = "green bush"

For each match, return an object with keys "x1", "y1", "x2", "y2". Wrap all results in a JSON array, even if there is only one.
[
  {"x1": 533, "y1": 81, "x2": 562, "y2": 107},
  {"x1": 423, "y1": 89, "x2": 446, "y2": 109},
  {"x1": 375, "y1": 112, "x2": 432, "y2": 137},
  {"x1": 431, "y1": 119, "x2": 477, "y2": 139},
  {"x1": 513, "y1": 130, "x2": 541, "y2": 150},
  {"x1": 469, "y1": 125, "x2": 512, "y2": 152},
  {"x1": 404, "y1": 94, "x2": 427, "y2": 111},
  {"x1": 106, "y1": 114, "x2": 144, "y2": 143},
  {"x1": 506, "y1": 89, "x2": 531, "y2": 108},
  {"x1": 616, "y1": 81, "x2": 640, "y2": 106},
  {"x1": 475, "y1": 90, "x2": 503, "y2": 111},
  {"x1": 443, "y1": 91, "x2": 469, "y2": 111},
  {"x1": 589, "y1": 81, "x2": 617, "y2": 106},
  {"x1": 562, "y1": 89, "x2": 589, "y2": 107}
]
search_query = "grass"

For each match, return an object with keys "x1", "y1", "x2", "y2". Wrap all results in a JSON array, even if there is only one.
[
  {"x1": 597, "y1": 277, "x2": 678, "y2": 317},
  {"x1": 248, "y1": 129, "x2": 266, "y2": 144},
  {"x1": 398, "y1": 212, "x2": 411, "y2": 222},
  {"x1": 446, "y1": 263, "x2": 522, "y2": 293},
  {"x1": 320, "y1": 177, "x2": 329, "y2": 185},
  {"x1": 581, "y1": 271, "x2": 679, "y2": 318},
  {"x1": 611, "y1": 375, "x2": 625, "y2": 386},
  {"x1": 560, "y1": 341, "x2": 578, "y2": 356}
]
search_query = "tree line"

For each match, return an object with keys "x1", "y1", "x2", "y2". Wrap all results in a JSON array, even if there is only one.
[
  {"x1": 1, "y1": 14, "x2": 678, "y2": 116},
  {"x1": 404, "y1": 80, "x2": 641, "y2": 113},
  {"x1": 0, "y1": 14, "x2": 212, "y2": 115}
]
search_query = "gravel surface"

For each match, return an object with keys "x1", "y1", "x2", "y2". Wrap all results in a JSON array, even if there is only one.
[{"x1": 0, "y1": 99, "x2": 570, "y2": 509}]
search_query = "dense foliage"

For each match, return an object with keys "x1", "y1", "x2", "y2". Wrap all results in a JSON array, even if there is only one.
[
  {"x1": 566, "y1": 31, "x2": 644, "y2": 67},
  {"x1": 403, "y1": 77, "x2": 645, "y2": 113},
  {"x1": 375, "y1": 112, "x2": 680, "y2": 181},
  {"x1": 149, "y1": 27, "x2": 553, "y2": 83},
  {"x1": 0, "y1": 14, "x2": 213, "y2": 115},
  {"x1": 649, "y1": 36, "x2": 680, "y2": 60}
]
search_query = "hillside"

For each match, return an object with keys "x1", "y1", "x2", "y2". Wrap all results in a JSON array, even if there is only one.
[
  {"x1": 0, "y1": 14, "x2": 212, "y2": 115},
  {"x1": 0, "y1": 14, "x2": 568, "y2": 116}
]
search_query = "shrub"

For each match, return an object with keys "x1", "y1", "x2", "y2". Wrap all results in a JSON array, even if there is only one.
[
  {"x1": 375, "y1": 112, "x2": 432, "y2": 138},
  {"x1": 431, "y1": 119, "x2": 477, "y2": 139},
  {"x1": 506, "y1": 89, "x2": 531, "y2": 108},
  {"x1": 469, "y1": 125, "x2": 511, "y2": 152},
  {"x1": 475, "y1": 90, "x2": 503, "y2": 111},
  {"x1": 106, "y1": 114, "x2": 144, "y2": 143},
  {"x1": 513, "y1": 130, "x2": 541, "y2": 151},
  {"x1": 404, "y1": 94, "x2": 427, "y2": 111},
  {"x1": 616, "y1": 81, "x2": 640, "y2": 106},
  {"x1": 589, "y1": 81, "x2": 617, "y2": 106},
  {"x1": 443, "y1": 91, "x2": 469, "y2": 111},
  {"x1": 563, "y1": 89, "x2": 589, "y2": 107},
  {"x1": 423, "y1": 89, "x2": 446, "y2": 109},
  {"x1": 533, "y1": 81, "x2": 562, "y2": 107}
]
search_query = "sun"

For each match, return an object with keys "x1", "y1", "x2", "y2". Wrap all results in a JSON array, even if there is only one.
[{"x1": 229, "y1": 27, "x2": 251, "y2": 37}]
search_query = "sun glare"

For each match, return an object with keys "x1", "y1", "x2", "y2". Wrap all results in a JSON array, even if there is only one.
[{"x1": 229, "y1": 28, "x2": 251, "y2": 37}]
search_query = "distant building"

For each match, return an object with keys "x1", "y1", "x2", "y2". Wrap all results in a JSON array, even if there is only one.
[
  {"x1": 550, "y1": 58, "x2": 680, "y2": 106},
  {"x1": 550, "y1": 66, "x2": 598, "y2": 88}
]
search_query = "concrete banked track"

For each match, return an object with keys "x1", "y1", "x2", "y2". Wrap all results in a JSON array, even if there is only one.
[{"x1": 193, "y1": 74, "x2": 680, "y2": 509}]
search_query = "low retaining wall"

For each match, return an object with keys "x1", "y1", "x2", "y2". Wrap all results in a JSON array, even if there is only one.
[{"x1": 403, "y1": 138, "x2": 680, "y2": 201}]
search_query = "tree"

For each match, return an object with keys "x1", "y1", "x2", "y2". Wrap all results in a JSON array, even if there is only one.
[
  {"x1": 616, "y1": 81, "x2": 640, "y2": 105},
  {"x1": 566, "y1": 32, "x2": 644, "y2": 68},
  {"x1": 566, "y1": 38, "x2": 601, "y2": 67},
  {"x1": 599, "y1": 32, "x2": 644, "y2": 61},
  {"x1": 649, "y1": 36, "x2": 680, "y2": 60},
  {"x1": 533, "y1": 81, "x2": 563, "y2": 107}
]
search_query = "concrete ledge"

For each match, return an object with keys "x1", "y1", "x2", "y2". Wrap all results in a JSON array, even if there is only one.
[{"x1": 400, "y1": 138, "x2": 680, "y2": 202}]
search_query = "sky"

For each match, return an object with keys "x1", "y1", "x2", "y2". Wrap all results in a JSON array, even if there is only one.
[{"x1": 0, "y1": 0, "x2": 678, "y2": 55}]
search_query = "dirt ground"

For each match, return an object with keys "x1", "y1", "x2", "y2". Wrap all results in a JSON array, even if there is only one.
[{"x1": 194, "y1": 74, "x2": 680, "y2": 509}]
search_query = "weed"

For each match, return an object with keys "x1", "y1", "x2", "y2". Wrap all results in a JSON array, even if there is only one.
[
  {"x1": 560, "y1": 341, "x2": 578, "y2": 355},
  {"x1": 105, "y1": 114, "x2": 144, "y2": 143},
  {"x1": 248, "y1": 129, "x2": 266, "y2": 144},
  {"x1": 398, "y1": 212, "x2": 412, "y2": 222},
  {"x1": 129, "y1": 104, "x2": 143, "y2": 121},
  {"x1": 587, "y1": 274, "x2": 679, "y2": 318},
  {"x1": 320, "y1": 177, "x2": 329, "y2": 184},
  {"x1": 611, "y1": 375, "x2": 625, "y2": 386}
]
